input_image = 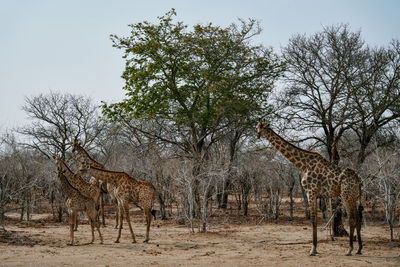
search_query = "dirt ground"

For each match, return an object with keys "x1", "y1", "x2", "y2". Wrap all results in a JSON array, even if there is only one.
[{"x1": 1, "y1": 211, "x2": 399, "y2": 267}]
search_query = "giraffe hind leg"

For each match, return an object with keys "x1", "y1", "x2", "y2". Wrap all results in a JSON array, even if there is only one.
[
  {"x1": 115, "y1": 205, "x2": 124, "y2": 243},
  {"x1": 344, "y1": 202, "x2": 359, "y2": 256},
  {"x1": 143, "y1": 208, "x2": 152, "y2": 243},
  {"x1": 356, "y1": 205, "x2": 363, "y2": 254}
]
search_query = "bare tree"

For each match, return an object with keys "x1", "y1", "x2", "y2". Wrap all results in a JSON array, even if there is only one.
[
  {"x1": 0, "y1": 133, "x2": 40, "y2": 230},
  {"x1": 363, "y1": 143, "x2": 400, "y2": 241},
  {"x1": 348, "y1": 40, "x2": 400, "y2": 167},
  {"x1": 18, "y1": 92, "x2": 105, "y2": 222},
  {"x1": 19, "y1": 92, "x2": 105, "y2": 159},
  {"x1": 280, "y1": 24, "x2": 400, "y2": 236}
]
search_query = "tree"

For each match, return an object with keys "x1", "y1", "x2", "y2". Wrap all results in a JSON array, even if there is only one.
[
  {"x1": 363, "y1": 143, "x2": 400, "y2": 241},
  {"x1": 280, "y1": 24, "x2": 368, "y2": 236},
  {"x1": 348, "y1": 39, "x2": 400, "y2": 166},
  {"x1": 102, "y1": 9, "x2": 284, "y2": 222},
  {"x1": 280, "y1": 24, "x2": 366, "y2": 161},
  {"x1": 103, "y1": 9, "x2": 283, "y2": 164},
  {"x1": 0, "y1": 133, "x2": 40, "y2": 229},
  {"x1": 19, "y1": 92, "x2": 106, "y2": 221},
  {"x1": 19, "y1": 92, "x2": 105, "y2": 160}
]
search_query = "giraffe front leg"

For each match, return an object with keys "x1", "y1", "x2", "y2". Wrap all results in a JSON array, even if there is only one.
[
  {"x1": 309, "y1": 198, "x2": 318, "y2": 256},
  {"x1": 114, "y1": 201, "x2": 119, "y2": 229},
  {"x1": 73, "y1": 212, "x2": 78, "y2": 231},
  {"x1": 96, "y1": 222, "x2": 103, "y2": 244},
  {"x1": 90, "y1": 220, "x2": 95, "y2": 244},
  {"x1": 100, "y1": 194, "x2": 106, "y2": 227},
  {"x1": 68, "y1": 211, "x2": 77, "y2": 246}
]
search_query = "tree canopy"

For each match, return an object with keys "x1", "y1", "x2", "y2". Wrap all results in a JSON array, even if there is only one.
[{"x1": 102, "y1": 9, "x2": 284, "y2": 157}]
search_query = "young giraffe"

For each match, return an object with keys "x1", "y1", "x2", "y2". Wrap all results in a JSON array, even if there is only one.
[
  {"x1": 77, "y1": 163, "x2": 156, "y2": 243},
  {"x1": 256, "y1": 121, "x2": 362, "y2": 256},
  {"x1": 71, "y1": 140, "x2": 120, "y2": 228},
  {"x1": 55, "y1": 157, "x2": 103, "y2": 245},
  {"x1": 57, "y1": 159, "x2": 102, "y2": 212}
]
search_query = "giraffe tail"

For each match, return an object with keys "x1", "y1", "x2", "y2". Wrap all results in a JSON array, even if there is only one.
[{"x1": 358, "y1": 181, "x2": 363, "y2": 223}]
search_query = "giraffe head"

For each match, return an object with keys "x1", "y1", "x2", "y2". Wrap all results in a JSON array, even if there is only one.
[
  {"x1": 71, "y1": 139, "x2": 79, "y2": 153},
  {"x1": 55, "y1": 156, "x2": 70, "y2": 176},
  {"x1": 55, "y1": 156, "x2": 62, "y2": 172},
  {"x1": 256, "y1": 120, "x2": 270, "y2": 139},
  {"x1": 77, "y1": 163, "x2": 91, "y2": 175}
]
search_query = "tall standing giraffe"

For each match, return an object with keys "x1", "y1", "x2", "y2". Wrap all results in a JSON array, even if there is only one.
[
  {"x1": 72, "y1": 140, "x2": 119, "y2": 227},
  {"x1": 55, "y1": 157, "x2": 103, "y2": 245},
  {"x1": 77, "y1": 163, "x2": 156, "y2": 243},
  {"x1": 256, "y1": 121, "x2": 362, "y2": 256}
]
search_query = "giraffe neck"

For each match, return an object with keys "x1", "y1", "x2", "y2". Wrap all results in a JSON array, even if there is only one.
[
  {"x1": 76, "y1": 146, "x2": 104, "y2": 168},
  {"x1": 60, "y1": 160, "x2": 96, "y2": 199},
  {"x1": 58, "y1": 171, "x2": 79, "y2": 198},
  {"x1": 88, "y1": 166, "x2": 125, "y2": 186},
  {"x1": 261, "y1": 128, "x2": 321, "y2": 171}
]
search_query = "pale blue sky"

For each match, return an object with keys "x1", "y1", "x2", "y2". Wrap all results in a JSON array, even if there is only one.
[{"x1": 1, "y1": 0, "x2": 399, "y2": 130}]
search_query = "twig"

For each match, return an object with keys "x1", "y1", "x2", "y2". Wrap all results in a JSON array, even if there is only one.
[{"x1": 322, "y1": 202, "x2": 342, "y2": 229}]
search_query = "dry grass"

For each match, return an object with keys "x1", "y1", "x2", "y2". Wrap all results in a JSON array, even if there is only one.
[{"x1": 1, "y1": 202, "x2": 399, "y2": 266}]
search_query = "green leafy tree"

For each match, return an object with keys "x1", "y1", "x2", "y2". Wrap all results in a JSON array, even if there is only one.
[
  {"x1": 103, "y1": 9, "x2": 284, "y2": 168},
  {"x1": 103, "y1": 10, "x2": 284, "y2": 222}
]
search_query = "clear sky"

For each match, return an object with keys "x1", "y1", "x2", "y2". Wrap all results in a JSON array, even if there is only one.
[{"x1": 1, "y1": 0, "x2": 399, "y2": 131}]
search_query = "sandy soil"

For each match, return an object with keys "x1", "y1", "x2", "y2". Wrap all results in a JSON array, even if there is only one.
[{"x1": 1, "y1": 212, "x2": 399, "y2": 267}]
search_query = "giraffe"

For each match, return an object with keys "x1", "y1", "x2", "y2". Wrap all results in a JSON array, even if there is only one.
[
  {"x1": 71, "y1": 140, "x2": 120, "y2": 228},
  {"x1": 57, "y1": 158, "x2": 102, "y2": 209},
  {"x1": 256, "y1": 121, "x2": 362, "y2": 256},
  {"x1": 55, "y1": 157, "x2": 103, "y2": 245},
  {"x1": 77, "y1": 163, "x2": 156, "y2": 243}
]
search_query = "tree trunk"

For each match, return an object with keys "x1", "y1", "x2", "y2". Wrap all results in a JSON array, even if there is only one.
[
  {"x1": 26, "y1": 191, "x2": 31, "y2": 222},
  {"x1": 158, "y1": 194, "x2": 167, "y2": 220},
  {"x1": 220, "y1": 179, "x2": 230, "y2": 209},
  {"x1": 371, "y1": 199, "x2": 376, "y2": 219},
  {"x1": 57, "y1": 196, "x2": 63, "y2": 222},
  {"x1": 332, "y1": 197, "x2": 348, "y2": 237},
  {"x1": 243, "y1": 198, "x2": 249, "y2": 216},
  {"x1": 20, "y1": 203, "x2": 24, "y2": 222},
  {"x1": 235, "y1": 193, "x2": 242, "y2": 211},
  {"x1": 320, "y1": 199, "x2": 327, "y2": 220},
  {"x1": 330, "y1": 142, "x2": 348, "y2": 237},
  {"x1": 289, "y1": 187, "x2": 294, "y2": 221},
  {"x1": 274, "y1": 188, "x2": 281, "y2": 222},
  {"x1": 201, "y1": 197, "x2": 209, "y2": 232},
  {"x1": 0, "y1": 208, "x2": 4, "y2": 228}
]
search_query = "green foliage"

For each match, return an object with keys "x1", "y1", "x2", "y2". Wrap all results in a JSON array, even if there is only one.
[{"x1": 102, "y1": 9, "x2": 284, "y2": 133}]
